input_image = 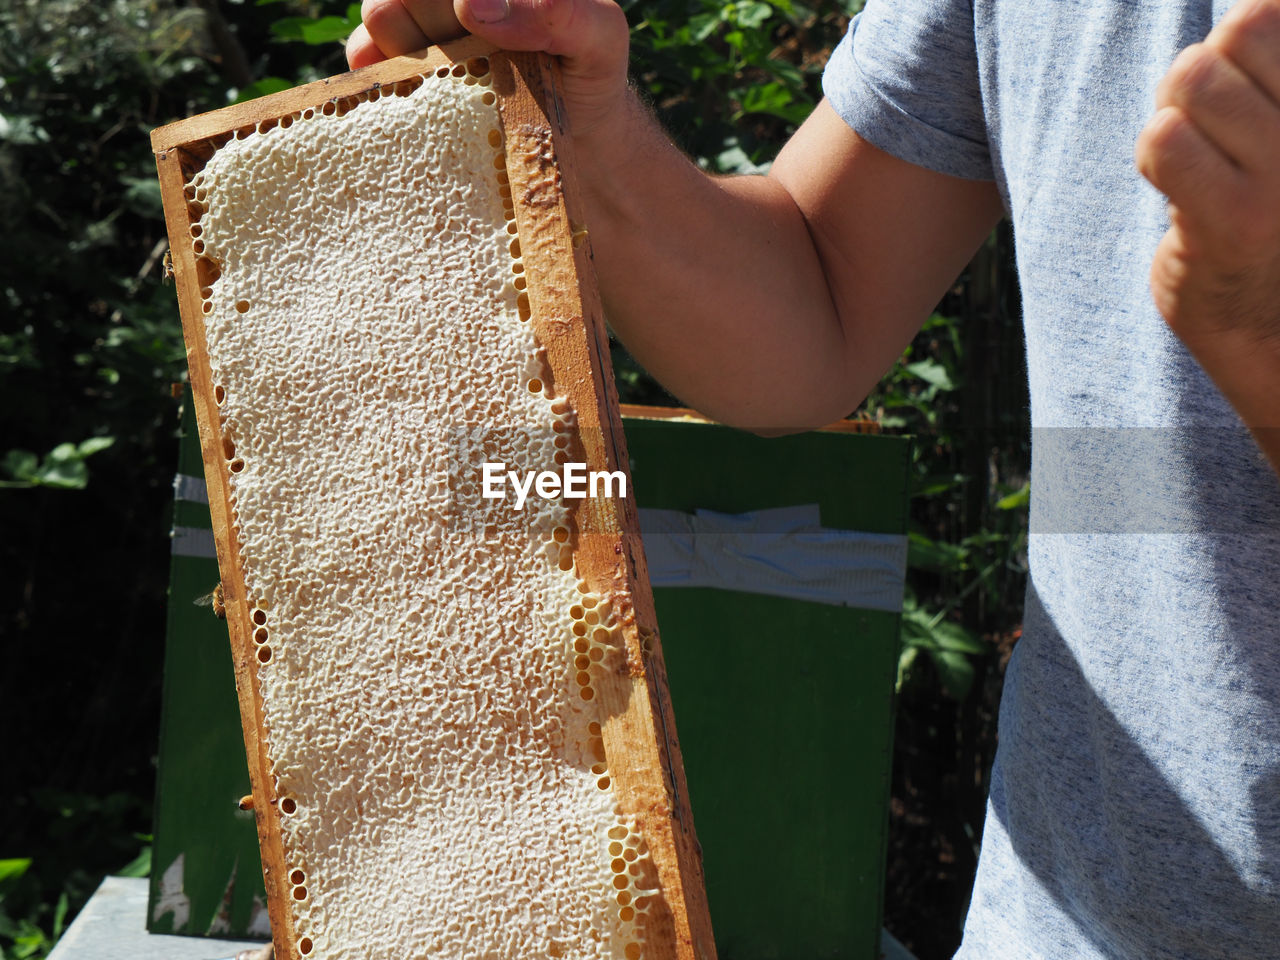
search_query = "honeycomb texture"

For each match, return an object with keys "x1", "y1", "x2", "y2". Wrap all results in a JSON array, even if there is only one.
[{"x1": 187, "y1": 69, "x2": 653, "y2": 960}]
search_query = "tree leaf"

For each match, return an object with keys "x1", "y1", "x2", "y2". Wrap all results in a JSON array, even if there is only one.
[
  {"x1": 0, "y1": 858, "x2": 31, "y2": 886},
  {"x1": 116, "y1": 845, "x2": 151, "y2": 878},
  {"x1": 0, "y1": 112, "x2": 50, "y2": 145},
  {"x1": 895, "y1": 645, "x2": 919, "y2": 693},
  {"x1": 996, "y1": 481, "x2": 1030, "y2": 510},
  {"x1": 52, "y1": 892, "x2": 69, "y2": 939},
  {"x1": 689, "y1": 13, "x2": 719, "y2": 40},
  {"x1": 77, "y1": 436, "x2": 115, "y2": 457},
  {"x1": 929, "y1": 619, "x2": 991, "y2": 655},
  {"x1": 734, "y1": 1, "x2": 774, "y2": 28},
  {"x1": 35, "y1": 444, "x2": 89, "y2": 489},
  {"x1": 36, "y1": 460, "x2": 89, "y2": 489},
  {"x1": 3, "y1": 450, "x2": 39, "y2": 482},
  {"x1": 269, "y1": 16, "x2": 307, "y2": 40},
  {"x1": 907, "y1": 531, "x2": 969, "y2": 571},
  {"x1": 47, "y1": 443, "x2": 79, "y2": 463},
  {"x1": 298, "y1": 15, "x2": 356, "y2": 44},
  {"x1": 900, "y1": 614, "x2": 934, "y2": 648},
  {"x1": 903, "y1": 357, "x2": 956, "y2": 391},
  {"x1": 735, "y1": 81, "x2": 808, "y2": 124},
  {"x1": 911, "y1": 472, "x2": 966, "y2": 498},
  {"x1": 713, "y1": 142, "x2": 770, "y2": 175},
  {"x1": 232, "y1": 76, "x2": 294, "y2": 104}
]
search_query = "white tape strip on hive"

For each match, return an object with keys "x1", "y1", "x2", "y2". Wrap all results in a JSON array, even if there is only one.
[{"x1": 152, "y1": 45, "x2": 713, "y2": 960}]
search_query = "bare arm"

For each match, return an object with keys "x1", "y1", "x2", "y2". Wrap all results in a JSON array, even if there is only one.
[
  {"x1": 575, "y1": 97, "x2": 1002, "y2": 429},
  {"x1": 349, "y1": 0, "x2": 1004, "y2": 431}
]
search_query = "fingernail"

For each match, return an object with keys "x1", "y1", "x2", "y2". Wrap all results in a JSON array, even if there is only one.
[{"x1": 468, "y1": 0, "x2": 510, "y2": 23}]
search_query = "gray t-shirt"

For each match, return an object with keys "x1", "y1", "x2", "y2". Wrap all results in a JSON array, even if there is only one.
[{"x1": 824, "y1": 1, "x2": 1280, "y2": 957}]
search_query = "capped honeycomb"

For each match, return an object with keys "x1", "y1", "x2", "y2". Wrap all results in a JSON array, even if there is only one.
[{"x1": 172, "y1": 57, "x2": 672, "y2": 960}]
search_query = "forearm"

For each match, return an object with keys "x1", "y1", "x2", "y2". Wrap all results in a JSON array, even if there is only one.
[
  {"x1": 571, "y1": 94, "x2": 854, "y2": 431},
  {"x1": 569, "y1": 93, "x2": 1004, "y2": 432},
  {"x1": 349, "y1": 2, "x2": 1004, "y2": 432}
]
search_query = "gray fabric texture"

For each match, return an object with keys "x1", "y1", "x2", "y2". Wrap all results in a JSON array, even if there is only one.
[{"x1": 824, "y1": 2, "x2": 1280, "y2": 957}]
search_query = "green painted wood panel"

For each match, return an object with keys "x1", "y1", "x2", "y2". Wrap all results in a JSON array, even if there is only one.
[
  {"x1": 149, "y1": 408, "x2": 908, "y2": 954},
  {"x1": 624, "y1": 420, "x2": 909, "y2": 960},
  {"x1": 148, "y1": 390, "x2": 265, "y2": 937}
]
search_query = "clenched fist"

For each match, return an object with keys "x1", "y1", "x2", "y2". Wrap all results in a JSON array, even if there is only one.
[
  {"x1": 1136, "y1": 0, "x2": 1280, "y2": 350},
  {"x1": 1136, "y1": 0, "x2": 1280, "y2": 468}
]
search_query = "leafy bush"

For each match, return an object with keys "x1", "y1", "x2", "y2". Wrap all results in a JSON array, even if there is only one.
[{"x1": 625, "y1": 0, "x2": 863, "y2": 170}]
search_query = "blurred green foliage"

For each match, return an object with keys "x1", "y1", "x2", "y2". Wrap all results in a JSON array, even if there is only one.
[
  {"x1": 865, "y1": 305, "x2": 1028, "y2": 701},
  {"x1": 624, "y1": 0, "x2": 864, "y2": 171},
  {"x1": 0, "y1": 792, "x2": 151, "y2": 960}
]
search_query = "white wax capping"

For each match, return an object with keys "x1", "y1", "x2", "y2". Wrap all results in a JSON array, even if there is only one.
[{"x1": 191, "y1": 74, "x2": 653, "y2": 959}]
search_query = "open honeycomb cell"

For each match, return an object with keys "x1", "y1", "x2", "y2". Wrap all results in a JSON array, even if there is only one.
[{"x1": 181, "y1": 64, "x2": 657, "y2": 960}]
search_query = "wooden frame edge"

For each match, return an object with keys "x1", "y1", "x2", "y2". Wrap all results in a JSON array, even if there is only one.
[
  {"x1": 155, "y1": 113, "x2": 300, "y2": 960},
  {"x1": 155, "y1": 43, "x2": 716, "y2": 960},
  {"x1": 494, "y1": 54, "x2": 717, "y2": 960},
  {"x1": 618, "y1": 403, "x2": 882, "y2": 434},
  {"x1": 150, "y1": 37, "x2": 496, "y2": 154}
]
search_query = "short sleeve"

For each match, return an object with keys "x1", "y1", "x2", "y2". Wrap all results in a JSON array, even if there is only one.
[{"x1": 822, "y1": 0, "x2": 993, "y2": 180}]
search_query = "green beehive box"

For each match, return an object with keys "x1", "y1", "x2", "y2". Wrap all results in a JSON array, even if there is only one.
[
  {"x1": 148, "y1": 390, "x2": 265, "y2": 937},
  {"x1": 622, "y1": 411, "x2": 908, "y2": 960},
  {"x1": 150, "y1": 402, "x2": 908, "y2": 955}
]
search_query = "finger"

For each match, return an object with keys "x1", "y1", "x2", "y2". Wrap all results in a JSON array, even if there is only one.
[
  {"x1": 1208, "y1": 0, "x2": 1280, "y2": 106},
  {"x1": 451, "y1": 0, "x2": 629, "y2": 84},
  {"x1": 1135, "y1": 105, "x2": 1248, "y2": 236},
  {"x1": 345, "y1": 22, "x2": 387, "y2": 69},
  {"x1": 401, "y1": 0, "x2": 466, "y2": 43},
  {"x1": 1157, "y1": 42, "x2": 1280, "y2": 173},
  {"x1": 1148, "y1": 226, "x2": 1195, "y2": 328},
  {"x1": 361, "y1": 0, "x2": 431, "y2": 59}
]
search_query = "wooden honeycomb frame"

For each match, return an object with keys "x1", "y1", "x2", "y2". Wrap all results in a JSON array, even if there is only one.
[{"x1": 152, "y1": 39, "x2": 715, "y2": 960}]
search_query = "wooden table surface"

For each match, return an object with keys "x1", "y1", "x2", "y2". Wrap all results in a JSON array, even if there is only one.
[{"x1": 49, "y1": 876, "x2": 265, "y2": 960}]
